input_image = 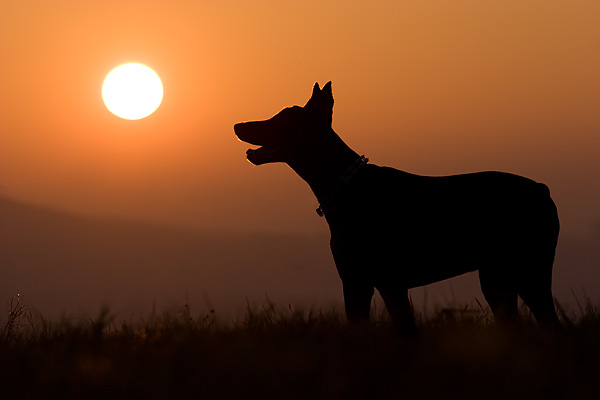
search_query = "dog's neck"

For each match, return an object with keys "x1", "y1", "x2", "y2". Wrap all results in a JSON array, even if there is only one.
[{"x1": 287, "y1": 127, "x2": 360, "y2": 205}]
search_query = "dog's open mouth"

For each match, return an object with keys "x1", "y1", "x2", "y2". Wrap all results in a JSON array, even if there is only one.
[
  {"x1": 246, "y1": 145, "x2": 280, "y2": 165},
  {"x1": 234, "y1": 122, "x2": 282, "y2": 165}
]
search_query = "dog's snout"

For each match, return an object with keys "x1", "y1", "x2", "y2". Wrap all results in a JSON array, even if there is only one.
[
  {"x1": 234, "y1": 122, "x2": 244, "y2": 137},
  {"x1": 235, "y1": 122, "x2": 252, "y2": 143},
  {"x1": 234, "y1": 121, "x2": 266, "y2": 146}
]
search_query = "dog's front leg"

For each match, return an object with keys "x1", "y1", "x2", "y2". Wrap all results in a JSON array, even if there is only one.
[
  {"x1": 330, "y1": 237, "x2": 374, "y2": 324},
  {"x1": 378, "y1": 285, "x2": 416, "y2": 334},
  {"x1": 342, "y1": 280, "x2": 374, "y2": 324}
]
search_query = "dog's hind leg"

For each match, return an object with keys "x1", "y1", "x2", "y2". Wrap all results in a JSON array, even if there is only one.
[
  {"x1": 479, "y1": 266, "x2": 519, "y2": 324},
  {"x1": 520, "y1": 288, "x2": 560, "y2": 328},
  {"x1": 518, "y1": 256, "x2": 561, "y2": 329}
]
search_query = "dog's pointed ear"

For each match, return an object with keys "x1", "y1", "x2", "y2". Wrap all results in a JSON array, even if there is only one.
[
  {"x1": 322, "y1": 81, "x2": 332, "y2": 96},
  {"x1": 322, "y1": 81, "x2": 333, "y2": 104},
  {"x1": 305, "y1": 82, "x2": 321, "y2": 108},
  {"x1": 304, "y1": 81, "x2": 334, "y2": 125},
  {"x1": 312, "y1": 82, "x2": 321, "y2": 95}
]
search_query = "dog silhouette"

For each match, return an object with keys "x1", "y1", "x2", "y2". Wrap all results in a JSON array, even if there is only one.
[{"x1": 235, "y1": 82, "x2": 561, "y2": 331}]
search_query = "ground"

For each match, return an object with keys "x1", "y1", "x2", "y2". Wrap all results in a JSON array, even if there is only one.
[{"x1": 1, "y1": 299, "x2": 599, "y2": 399}]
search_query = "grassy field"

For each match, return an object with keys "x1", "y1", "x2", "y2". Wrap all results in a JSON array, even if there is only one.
[{"x1": 1, "y1": 296, "x2": 599, "y2": 400}]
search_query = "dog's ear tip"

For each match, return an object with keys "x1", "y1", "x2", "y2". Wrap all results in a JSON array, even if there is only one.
[{"x1": 313, "y1": 82, "x2": 321, "y2": 91}]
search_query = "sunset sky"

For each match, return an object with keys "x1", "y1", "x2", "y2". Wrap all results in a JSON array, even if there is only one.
[
  {"x1": 1, "y1": 1, "x2": 599, "y2": 318},
  {"x1": 2, "y1": 0, "x2": 599, "y2": 235}
]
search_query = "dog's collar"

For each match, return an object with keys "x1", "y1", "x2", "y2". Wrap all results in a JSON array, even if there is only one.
[{"x1": 316, "y1": 155, "x2": 369, "y2": 217}]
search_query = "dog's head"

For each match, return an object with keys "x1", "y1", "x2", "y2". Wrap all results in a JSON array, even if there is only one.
[{"x1": 234, "y1": 82, "x2": 334, "y2": 165}]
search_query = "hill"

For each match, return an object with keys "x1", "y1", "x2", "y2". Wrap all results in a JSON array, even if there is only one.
[
  {"x1": 1, "y1": 198, "x2": 598, "y2": 321},
  {"x1": 0, "y1": 199, "x2": 338, "y2": 320}
]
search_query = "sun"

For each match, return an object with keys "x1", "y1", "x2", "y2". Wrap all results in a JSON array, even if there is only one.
[{"x1": 102, "y1": 63, "x2": 163, "y2": 120}]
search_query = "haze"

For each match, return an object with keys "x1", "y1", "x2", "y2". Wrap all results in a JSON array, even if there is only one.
[{"x1": 1, "y1": 1, "x2": 599, "y2": 319}]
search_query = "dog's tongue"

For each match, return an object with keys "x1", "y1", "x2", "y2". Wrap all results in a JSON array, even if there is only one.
[
  {"x1": 246, "y1": 147, "x2": 266, "y2": 165},
  {"x1": 246, "y1": 146, "x2": 279, "y2": 165}
]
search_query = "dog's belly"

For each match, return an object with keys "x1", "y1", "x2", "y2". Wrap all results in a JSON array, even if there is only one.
[
  {"x1": 394, "y1": 257, "x2": 479, "y2": 289},
  {"x1": 372, "y1": 240, "x2": 482, "y2": 288},
  {"x1": 403, "y1": 270, "x2": 476, "y2": 289}
]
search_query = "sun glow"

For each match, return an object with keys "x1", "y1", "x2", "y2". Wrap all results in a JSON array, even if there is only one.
[{"x1": 102, "y1": 63, "x2": 163, "y2": 120}]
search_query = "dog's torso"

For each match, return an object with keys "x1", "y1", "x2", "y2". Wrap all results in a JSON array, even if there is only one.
[{"x1": 325, "y1": 165, "x2": 559, "y2": 289}]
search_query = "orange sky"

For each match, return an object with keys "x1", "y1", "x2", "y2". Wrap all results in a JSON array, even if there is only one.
[{"x1": 2, "y1": 0, "x2": 599, "y2": 235}]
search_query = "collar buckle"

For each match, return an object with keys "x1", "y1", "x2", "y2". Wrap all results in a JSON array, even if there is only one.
[{"x1": 316, "y1": 155, "x2": 368, "y2": 217}]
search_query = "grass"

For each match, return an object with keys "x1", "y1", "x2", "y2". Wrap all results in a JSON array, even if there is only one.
[{"x1": 1, "y1": 296, "x2": 599, "y2": 400}]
